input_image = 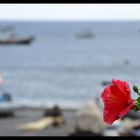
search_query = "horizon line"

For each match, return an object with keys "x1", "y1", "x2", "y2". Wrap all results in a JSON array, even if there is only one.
[{"x1": 1, "y1": 19, "x2": 140, "y2": 22}]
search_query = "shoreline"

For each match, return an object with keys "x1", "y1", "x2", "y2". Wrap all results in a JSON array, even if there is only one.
[
  {"x1": 17, "y1": 106, "x2": 78, "y2": 112},
  {"x1": 0, "y1": 107, "x2": 77, "y2": 136},
  {"x1": 3, "y1": 100, "x2": 88, "y2": 111}
]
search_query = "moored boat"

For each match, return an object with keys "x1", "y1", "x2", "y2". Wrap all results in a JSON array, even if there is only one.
[
  {"x1": 0, "y1": 26, "x2": 35, "y2": 45},
  {"x1": 0, "y1": 36, "x2": 35, "y2": 45}
]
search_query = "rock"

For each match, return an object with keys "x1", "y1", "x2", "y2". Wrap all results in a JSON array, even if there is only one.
[
  {"x1": 122, "y1": 110, "x2": 140, "y2": 120},
  {"x1": 43, "y1": 105, "x2": 63, "y2": 117},
  {"x1": 75, "y1": 100, "x2": 106, "y2": 135},
  {"x1": 43, "y1": 105, "x2": 65, "y2": 127},
  {"x1": 122, "y1": 118, "x2": 140, "y2": 130}
]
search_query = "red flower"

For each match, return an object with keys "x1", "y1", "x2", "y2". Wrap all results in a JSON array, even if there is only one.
[{"x1": 101, "y1": 79, "x2": 134, "y2": 125}]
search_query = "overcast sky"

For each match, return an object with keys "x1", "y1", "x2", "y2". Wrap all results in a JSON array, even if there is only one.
[{"x1": 0, "y1": 4, "x2": 140, "y2": 21}]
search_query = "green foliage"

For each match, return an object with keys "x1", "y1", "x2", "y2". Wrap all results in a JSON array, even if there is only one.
[
  {"x1": 134, "y1": 97, "x2": 140, "y2": 111},
  {"x1": 133, "y1": 85, "x2": 139, "y2": 93}
]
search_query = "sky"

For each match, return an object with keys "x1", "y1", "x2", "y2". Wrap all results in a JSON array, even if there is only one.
[{"x1": 0, "y1": 4, "x2": 140, "y2": 21}]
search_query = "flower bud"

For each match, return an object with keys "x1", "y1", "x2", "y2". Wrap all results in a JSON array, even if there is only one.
[{"x1": 133, "y1": 85, "x2": 139, "y2": 93}]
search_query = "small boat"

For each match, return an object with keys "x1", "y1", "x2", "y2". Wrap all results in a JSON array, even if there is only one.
[
  {"x1": 0, "y1": 36, "x2": 35, "y2": 45},
  {"x1": 75, "y1": 29, "x2": 95, "y2": 39},
  {"x1": 0, "y1": 26, "x2": 35, "y2": 45}
]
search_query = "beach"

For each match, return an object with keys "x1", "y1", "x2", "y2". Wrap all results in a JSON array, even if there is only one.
[{"x1": 0, "y1": 107, "x2": 77, "y2": 136}]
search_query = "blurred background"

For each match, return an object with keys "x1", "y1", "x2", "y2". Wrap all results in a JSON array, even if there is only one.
[
  {"x1": 1, "y1": 21, "x2": 140, "y2": 106},
  {"x1": 0, "y1": 4, "x2": 139, "y2": 136}
]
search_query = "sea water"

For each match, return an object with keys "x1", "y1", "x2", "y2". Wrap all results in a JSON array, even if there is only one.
[{"x1": 0, "y1": 21, "x2": 139, "y2": 107}]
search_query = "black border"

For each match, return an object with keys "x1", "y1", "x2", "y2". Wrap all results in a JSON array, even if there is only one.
[
  {"x1": 0, "y1": 2, "x2": 139, "y2": 4},
  {"x1": 0, "y1": 2, "x2": 139, "y2": 138},
  {"x1": 0, "y1": 3, "x2": 139, "y2": 4}
]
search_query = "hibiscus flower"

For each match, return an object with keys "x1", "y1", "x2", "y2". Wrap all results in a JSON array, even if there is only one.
[{"x1": 101, "y1": 79, "x2": 134, "y2": 125}]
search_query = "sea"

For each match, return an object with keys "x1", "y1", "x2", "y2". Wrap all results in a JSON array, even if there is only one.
[{"x1": 0, "y1": 21, "x2": 139, "y2": 108}]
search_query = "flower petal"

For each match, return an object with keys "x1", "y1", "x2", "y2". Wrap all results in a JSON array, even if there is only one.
[
  {"x1": 103, "y1": 109, "x2": 120, "y2": 125},
  {"x1": 112, "y1": 79, "x2": 131, "y2": 99},
  {"x1": 119, "y1": 100, "x2": 134, "y2": 117},
  {"x1": 101, "y1": 79, "x2": 134, "y2": 125}
]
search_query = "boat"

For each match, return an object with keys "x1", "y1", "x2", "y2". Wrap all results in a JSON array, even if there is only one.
[
  {"x1": 0, "y1": 92, "x2": 14, "y2": 117},
  {"x1": 75, "y1": 29, "x2": 95, "y2": 39},
  {"x1": 0, "y1": 26, "x2": 35, "y2": 45},
  {"x1": 0, "y1": 36, "x2": 35, "y2": 45}
]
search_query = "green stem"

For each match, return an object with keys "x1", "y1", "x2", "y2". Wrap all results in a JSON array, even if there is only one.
[{"x1": 137, "y1": 92, "x2": 140, "y2": 96}]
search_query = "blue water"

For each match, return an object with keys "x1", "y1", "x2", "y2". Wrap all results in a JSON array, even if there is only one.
[{"x1": 0, "y1": 21, "x2": 140, "y2": 107}]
